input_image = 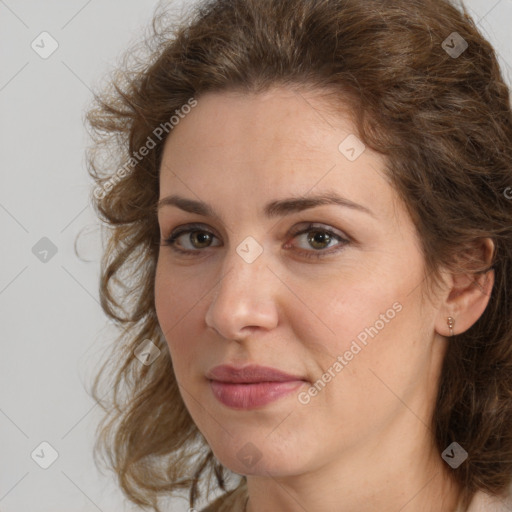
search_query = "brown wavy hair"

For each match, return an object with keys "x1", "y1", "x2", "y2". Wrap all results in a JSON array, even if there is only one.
[{"x1": 86, "y1": 0, "x2": 512, "y2": 510}]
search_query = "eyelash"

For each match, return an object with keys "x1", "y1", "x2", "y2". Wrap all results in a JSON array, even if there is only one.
[{"x1": 160, "y1": 222, "x2": 350, "y2": 260}]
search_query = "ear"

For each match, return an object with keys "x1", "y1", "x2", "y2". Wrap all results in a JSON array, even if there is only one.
[{"x1": 434, "y1": 238, "x2": 495, "y2": 337}]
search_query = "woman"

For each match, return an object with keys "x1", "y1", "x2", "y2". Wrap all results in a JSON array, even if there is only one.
[{"x1": 87, "y1": 0, "x2": 512, "y2": 510}]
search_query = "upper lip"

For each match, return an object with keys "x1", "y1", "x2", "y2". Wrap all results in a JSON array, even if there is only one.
[{"x1": 206, "y1": 364, "x2": 307, "y2": 383}]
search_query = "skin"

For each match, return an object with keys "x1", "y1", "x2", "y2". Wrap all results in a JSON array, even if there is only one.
[{"x1": 154, "y1": 86, "x2": 494, "y2": 512}]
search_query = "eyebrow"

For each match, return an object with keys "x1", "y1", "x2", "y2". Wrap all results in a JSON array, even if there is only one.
[{"x1": 157, "y1": 191, "x2": 374, "y2": 219}]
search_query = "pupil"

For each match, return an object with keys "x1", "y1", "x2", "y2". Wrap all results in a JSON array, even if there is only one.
[
  {"x1": 309, "y1": 231, "x2": 330, "y2": 249},
  {"x1": 193, "y1": 232, "x2": 210, "y2": 247}
]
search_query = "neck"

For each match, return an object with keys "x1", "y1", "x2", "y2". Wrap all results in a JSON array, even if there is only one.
[{"x1": 245, "y1": 419, "x2": 463, "y2": 512}]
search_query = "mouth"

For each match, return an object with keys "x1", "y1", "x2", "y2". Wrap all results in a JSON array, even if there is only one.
[{"x1": 206, "y1": 364, "x2": 309, "y2": 409}]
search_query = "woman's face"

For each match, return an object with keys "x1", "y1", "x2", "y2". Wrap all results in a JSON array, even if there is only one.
[{"x1": 155, "y1": 86, "x2": 448, "y2": 478}]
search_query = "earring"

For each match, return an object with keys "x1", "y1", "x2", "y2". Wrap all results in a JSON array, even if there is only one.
[{"x1": 447, "y1": 317, "x2": 455, "y2": 337}]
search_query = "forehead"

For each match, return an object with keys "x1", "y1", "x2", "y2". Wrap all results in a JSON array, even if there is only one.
[
  {"x1": 158, "y1": 87, "x2": 398, "y2": 222},
  {"x1": 162, "y1": 86, "x2": 357, "y2": 156}
]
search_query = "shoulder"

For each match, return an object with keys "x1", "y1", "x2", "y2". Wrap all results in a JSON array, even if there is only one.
[
  {"x1": 199, "y1": 481, "x2": 248, "y2": 512},
  {"x1": 466, "y1": 490, "x2": 512, "y2": 512}
]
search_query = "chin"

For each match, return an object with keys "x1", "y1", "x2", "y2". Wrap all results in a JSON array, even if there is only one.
[{"x1": 207, "y1": 432, "x2": 312, "y2": 477}]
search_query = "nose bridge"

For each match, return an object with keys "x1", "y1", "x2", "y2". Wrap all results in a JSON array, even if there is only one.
[
  {"x1": 216, "y1": 237, "x2": 272, "y2": 304},
  {"x1": 205, "y1": 237, "x2": 279, "y2": 336}
]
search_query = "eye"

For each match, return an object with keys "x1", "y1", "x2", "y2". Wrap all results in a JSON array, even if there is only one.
[
  {"x1": 160, "y1": 223, "x2": 221, "y2": 253},
  {"x1": 160, "y1": 222, "x2": 350, "y2": 259},
  {"x1": 285, "y1": 223, "x2": 350, "y2": 259}
]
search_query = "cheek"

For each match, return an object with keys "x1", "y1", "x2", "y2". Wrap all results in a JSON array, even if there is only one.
[
  {"x1": 303, "y1": 257, "x2": 425, "y2": 394},
  {"x1": 154, "y1": 261, "x2": 174, "y2": 333},
  {"x1": 155, "y1": 257, "x2": 200, "y2": 322},
  {"x1": 154, "y1": 260, "x2": 201, "y2": 367},
  {"x1": 313, "y1": 273, "x2": 430, "y2": 408},
  {"x1": 303, "y1": 275, "x2": 402, "y2": 349}
]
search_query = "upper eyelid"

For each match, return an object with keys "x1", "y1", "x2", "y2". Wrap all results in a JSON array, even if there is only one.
[
  {"x1": 165, "y1": 222, "x2": 220, "y2": 239},
  {"x1": 164, "y1": 221, "x2": 346, "y2": 236},
  {"x1": 163, "y1": 222, "x2": 349, "y2": 245}
]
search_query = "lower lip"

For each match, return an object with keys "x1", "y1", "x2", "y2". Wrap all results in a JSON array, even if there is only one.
[{"x1": 209, "y1": 380, "x2": 306, "y2": 409}]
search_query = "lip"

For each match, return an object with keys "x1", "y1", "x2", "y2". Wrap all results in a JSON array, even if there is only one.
[
  {"x1": 206, "y1": 364, "x2": 308, "y2": 409},
  {"x1": 207, "y1": 364, "x2": 306, "y2": 383}
]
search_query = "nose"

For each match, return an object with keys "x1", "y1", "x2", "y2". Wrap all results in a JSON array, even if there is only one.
[{"x1": 204, "y1": 243, "x2": 279, "y2": 341}]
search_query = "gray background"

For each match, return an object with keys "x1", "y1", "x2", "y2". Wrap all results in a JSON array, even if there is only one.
[{"x1": 1, "y1": 0, "x2": 511, "y2": 511}]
